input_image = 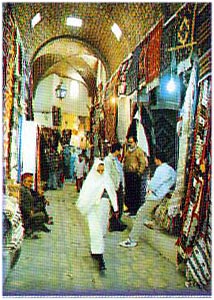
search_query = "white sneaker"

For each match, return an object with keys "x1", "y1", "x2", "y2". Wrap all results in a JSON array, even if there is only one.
[
  {"x1": 119, "y1": 238, "x2": 137, "y2": 248},
  {"x1": 129, "y1": 215, "x2": 136, "y2": 219}
]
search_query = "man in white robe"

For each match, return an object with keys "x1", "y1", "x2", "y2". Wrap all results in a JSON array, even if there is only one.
[{"x1": 76, "y1": 159, "x2": 118, "y2": 271}]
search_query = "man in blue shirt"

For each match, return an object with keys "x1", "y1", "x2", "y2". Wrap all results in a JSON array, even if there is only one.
[{"x1": 119, "y1": 151, "x2": 176, "y2": 248}]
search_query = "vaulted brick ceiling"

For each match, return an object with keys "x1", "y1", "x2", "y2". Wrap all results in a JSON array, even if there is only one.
[{"x1": 10, "y1": 2, "x2": 182, "y2": 96}]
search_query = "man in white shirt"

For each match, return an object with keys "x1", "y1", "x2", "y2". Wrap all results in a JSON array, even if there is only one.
[
  {"x1": 104, "y1": 143, "x2": 127, "y2": 231},
  {"x1": 119, "y1": 151, "x2": 176, "y2": 248},
  {"x1": 74, "y1": 153, "x2": 86, "y2": 192}
]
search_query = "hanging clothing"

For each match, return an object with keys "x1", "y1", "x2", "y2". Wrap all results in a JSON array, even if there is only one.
[{"x1": 133, "y1": 110, "x2": 150, "y2": 157}]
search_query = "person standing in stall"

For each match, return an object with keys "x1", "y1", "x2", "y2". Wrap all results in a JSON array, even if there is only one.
[{"x1": 76, "y1": 159, "x2": 118, "y2": 272}]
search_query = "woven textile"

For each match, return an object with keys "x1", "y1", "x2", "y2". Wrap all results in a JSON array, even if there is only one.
[
  {"x1": 126, "y1": 44, "x2": 141, "y2": 95},
  {"x1": 176, "y1": 79, "x2": 211, "y2": 288},
  {"x1": 186, "y1": 235, "x2": 211, "y2": 288},
  {"x1": 138, "y1": 19, "x2": 163, "y2": 86},
  {"x1": 103, "y1": 99, "x2": 117, "y2": 144},
  {"x1": 169, "y1": 60, "x2": 199, "y2": 216},
  {"x1": 103, "y1": 74, "x2": 119, "y2": 143},
  {"x1": 25, "y1": 72, "x2": 34, "y2": 121},
  {"x1": 195, "y1": 4, "x2": 211, "y2": 58},
  {"x1": 160, "y1": 3, "x2": 196, "y2": 73},
  {"x1": 146, "y1": 19, "x2": 163, "y2": 84},
  {"x1": 3, "y1": 8, "x2": 16, "y2": 177},
  {"x1": 154, "y1": 196, "x2": 181, "y2": 236},
  {"x1": 118, "y1": 57, "x2": 133, "y2": 96},
  {"x1": 3, "y1": 195, "x2": 24, "y2": 252}
]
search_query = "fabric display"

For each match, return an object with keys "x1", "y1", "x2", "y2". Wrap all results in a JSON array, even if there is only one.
[
  {"x1": 39, "y1": 127, "x2": 61, "y2": 182},
  {"x1": 52, "y1": 106, "x2": 61, "y2": 126},
  {"x1": 35, "y1": 126, "x2": 41, "y2": 191},
  {"x1": 140, "y1": 104, "x2": 156, "y2": 160},
  {"x1": 103, "y1": 76, "x2": 119, "y2": 144},
  {"x1": 138, "y1": 19, "x2": 163, "y2": 86},
  {"x1": 186, "y1": 233, "x2": 211, "y2": 289},
  {"x1": 117, "y1": 96, "x2": 131, "y2": 142},
  {"x1": 126, "y1": 44, "x2": 141, "y2": 95},
  {"x1": 126, "y1": 102, "x2": 137, "y2": 140},
  {"x1": 118, "y1": 56, "x2": 133, "y2": 96},
  {"x1": 104, "y1": 73, "x2": 119, "y2": 100},
  {"x1": 3, "y1": 195, "x2": 24, "y2": 252},
  {"x1": 3, "y1": 9, "x2": 16, "y2": 178},
  {"x1": 133, "y1": 110, "x2": 150, "y2": 157},
  {"x1": 3, "y1": 6, "x2": 30, "y2": 180},
  {"x1": 199, "y1": 50, "x2": 211, "y2": 81},
  {"x1": 176, "y1": 78, "x2": 211, "y2": 288},
  {"x1": 25, "y1": 72, "x2": 34, "y2": 121},
  {"x1": 168, "y1": 60, "x2": 199, "y2": 217},
  {"x1": 103, "y1": 98, "x2": 117, "y2": 144},
  {"x1": 195, "y1": 4, "x2": 211, "y2": 58},
  {"x1": 160, "y1": 3, "x2": 196, "y2": 73},
  {"x1": 154, "y1": 195, "x2": 182, "y2": 236}
]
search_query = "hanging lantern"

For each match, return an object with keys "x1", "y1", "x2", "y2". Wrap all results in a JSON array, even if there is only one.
[{"x1": 55, "y1": 80, "x2": 67, "y2": 100}]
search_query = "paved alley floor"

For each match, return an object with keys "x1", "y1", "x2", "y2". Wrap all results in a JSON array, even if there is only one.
[{"x1": 3, "y1": 182, "x2": 208, "y2": 297}]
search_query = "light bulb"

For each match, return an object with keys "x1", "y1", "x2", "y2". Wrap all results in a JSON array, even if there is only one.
[{"x1": 167, "y1": 77, "x2": 176, "y2": 92}]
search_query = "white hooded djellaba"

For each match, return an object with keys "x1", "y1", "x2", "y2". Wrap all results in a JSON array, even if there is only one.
[{"x1": 76, "y1": 158, "x2": 118, "y2": 254}]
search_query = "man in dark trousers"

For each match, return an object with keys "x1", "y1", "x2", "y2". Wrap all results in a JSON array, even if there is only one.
[
  {"x1": 20, "y1": 173, "x2": 51, "y2": 239},
  {"x1": 123, "y1": 136, "x2": 146, "y2": 216},
  {"x1": 104, "y1": 143, "x2": 127, "y2": 231}
]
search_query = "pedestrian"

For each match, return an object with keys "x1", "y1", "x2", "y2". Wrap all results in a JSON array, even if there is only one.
[
  {"x1": 119, "y1": 151, "x2": 177, "y2": 248},
  {"x1": 104, "y1": 142, "x2": 127, "y2": 231},
  {"x1": 47, "y1": 148, "x2": 58, "y2": 190},
  {"x1": 57, "y1": 152, "x2": 65, "y2": 188},
  {"x1": 76, "y1": 159, "x2": 118, "y2": 272},
  {"x1": 74, "y1": 153, "x2": 86, "y2": 192},
  {"x1": 123, "y1": 135, "x2": 146, "y2": 216},
  {"x1": 69, "y1": 146, "x2": 77, "y2": 183}
]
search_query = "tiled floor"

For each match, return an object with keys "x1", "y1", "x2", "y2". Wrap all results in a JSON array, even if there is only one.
[{"x1": 3, "y1": 183, "x2": 208, "y2": 297}]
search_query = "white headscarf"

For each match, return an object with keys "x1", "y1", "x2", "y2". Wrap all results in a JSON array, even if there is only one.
[
  {"x1": 133, "y1": 110, "x2": 150, "y2": 157},
  {"x1": 76, "y1": 158, "x2": 118, "y2": 215}
]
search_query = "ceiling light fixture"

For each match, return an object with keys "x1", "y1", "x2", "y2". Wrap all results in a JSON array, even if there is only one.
[
  {"x1": 111, "y1": 23, "x2": 122, "y2": 41},
  {"x1": 166, "y1": 77, "x2": 176, "y2": 92},
  {"x1": 66, "y1": 16, "x2": 82, "y2": 27},
  {"x1": 55, "y1": 80, "x2": 67, "y2": 101},
  {"x1": 31, "y1": 13, "x2": 41, "y2": 28}
]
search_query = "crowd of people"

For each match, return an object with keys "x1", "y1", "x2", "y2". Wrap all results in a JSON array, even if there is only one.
[
  {"x1": 44, "y1": 146, "x2": 90, "y2": 192},
  {"x1": 19, "y1": 135, "x2": 177, "y2": 273},
  {"x1": 76, "y1": 136, "x2": 177, "y2": 272}
]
